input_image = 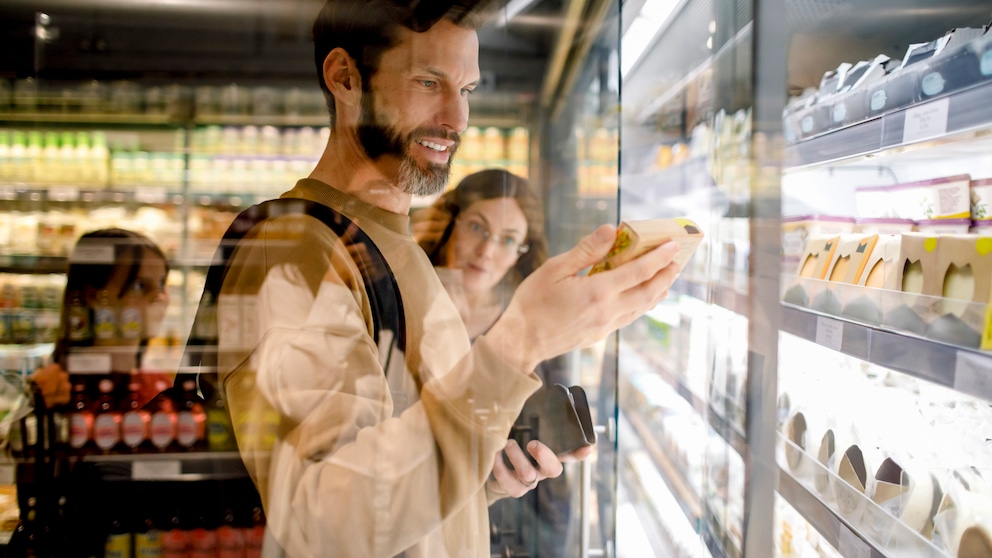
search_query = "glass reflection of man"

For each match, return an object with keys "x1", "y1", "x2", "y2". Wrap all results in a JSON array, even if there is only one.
[{"x1": 214, "y1": 2, "x2": 682, "y2": 556}]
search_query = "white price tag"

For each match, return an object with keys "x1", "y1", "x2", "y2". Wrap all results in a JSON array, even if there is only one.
[
  {"x1": 902, "y1": 97, "x2": 950, "y2": 144},
  {"x1": 134, "y1": 187, "x2": 168, "y2": 204},
  {"x1": 815, "y1": 316, "x2": 844, "y2": 352},
  {"x1": 953, "y1": 351, "x2": 992, "y2": 399},
  {"x1": 132, "y1": 460, "x2": 182, "y2": 480},
  {"x1": 837, "y1": 525, "x2": 872, "y2": 558},
  {"x1": 47, "y1": 186, "x2": 80, "y2": 201},
  {"x1": 65, "y1": 352, "x2": 112, "y2": 374}
]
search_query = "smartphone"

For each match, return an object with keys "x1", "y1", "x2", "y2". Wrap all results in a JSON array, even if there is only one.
[{"x1": 504, "y1": 384, "x2": 596, "y2": 469}]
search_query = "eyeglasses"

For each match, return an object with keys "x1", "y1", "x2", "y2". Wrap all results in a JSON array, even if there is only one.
[{"x1": 456, "y1": 216, "x2": 530, "y2": 256}]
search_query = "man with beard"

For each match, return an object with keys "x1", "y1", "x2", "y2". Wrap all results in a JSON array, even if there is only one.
[{"x1": 201, "y1": 1, "x2": 682, "y2": 557}]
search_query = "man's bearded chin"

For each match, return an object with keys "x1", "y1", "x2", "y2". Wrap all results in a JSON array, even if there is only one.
[{"x1": 358, "y1": 123, "x2": 455, "y2": 197}]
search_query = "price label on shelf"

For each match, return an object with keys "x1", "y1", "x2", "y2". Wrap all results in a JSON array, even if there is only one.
[
  {"x1": 132, "y1": 460, "x2": 182, "y2": 480},
  {"x1": 47, "y1": 185, "x2": 80, "y2": 201},
  {"x1": 954, "y1": 350, "x2": 992, "y2": 400},
  {"x1": 65, "y1": 352, "x2": 112, "y2": 374},
  {"x1": 815, "y1": 316, "x2": 844, "y2": 352},
  {"x1": 134, "y1": 187, "x2": 168, "y2": 204},
  {"x1": 902, "y1": 97, "x2": 950, "y2": 144}
]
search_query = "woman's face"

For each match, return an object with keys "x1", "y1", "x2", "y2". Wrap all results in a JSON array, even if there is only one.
[
  {"x1": 101, "y1": 247, "x2": 170, "y2": 339},
  {"x1": 444, "y1": 197, "x2": 528, "y2": 296}
]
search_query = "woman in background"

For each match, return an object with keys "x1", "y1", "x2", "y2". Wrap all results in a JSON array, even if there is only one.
[
  {"x1": 414, "y1": 169, "x2": 573, "y2": 558},
  {"x1": 415, "y1": 168, "x2": 548, "y2": 339},
  {"x1": 31, "y1": 228, "x2": 171, "y2": 408}
]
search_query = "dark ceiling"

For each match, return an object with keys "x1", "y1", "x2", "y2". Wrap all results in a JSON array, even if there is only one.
[{"x1": 0, "y1": 0, "x2": 568, "y2": 118}]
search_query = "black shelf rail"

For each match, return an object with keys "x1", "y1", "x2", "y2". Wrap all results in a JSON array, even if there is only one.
[
  {"x1": 782, "y1": 304, "x2": 992, "y2": 403},
  {"x1": 778, "y1": 467, "x2": 888, "y2": 558},
  {"x1": 785, "y1": 79, "x2": 992, "y2": 169}
]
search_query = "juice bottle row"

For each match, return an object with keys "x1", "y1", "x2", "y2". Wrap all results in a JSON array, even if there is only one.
[
  {"x1": 104, "y1": 506, "x2": 265, "y2": 558},
  {"x1": 0, "y1": 275, "x2": 63, "y2": 345},
  {"x1": 9, "y1": 374, "x2": 237, "y2": 456}
]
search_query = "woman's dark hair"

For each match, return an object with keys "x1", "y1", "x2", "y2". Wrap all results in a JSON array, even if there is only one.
[
  {"x1": 55, "y1": 229, "x2": 169, "y2": 363},
  {"x1": 422, "y1": 169, "x2": 548, "y2": 290},
  {"x1": 312, "y1": 0, "x2": 492, "y2": 126}
]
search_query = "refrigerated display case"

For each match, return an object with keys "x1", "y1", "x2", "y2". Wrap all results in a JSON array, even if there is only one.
[
  {"x1": 0, "y1": 1, "x2": 618, "y2": 556},
  {"x1": 619, "y1": 0, "x2": 992, "y2": 557}
]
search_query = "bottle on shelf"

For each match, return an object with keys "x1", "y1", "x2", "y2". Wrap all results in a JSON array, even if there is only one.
[
  {"x1": 216, "y1": 508, "x2": 245, "y2": 558},
  {"x1": 162, "y1": 513, "x2": 188, "y2": 558},
  {"x1": 205, "y1": 383, "x2": 235, "y2": 452},
  {"x1": 188, "y1": 515, "x2": 218, "y2": 558},
  {"x1": 11, "y1": 282, "x2": 36, "y2": 344},
  {"x1": 121, "y1": 378, "x2": 151, "y2": 452},
  {"x1": 104, "y1": 515, "x2": 132, "y2": 558},
  {"x1": 92, "y1": 288, "x2": 118, "y2": 346},
  {"x1": 243, "y1": 506, "x2": 265, "y2": 558},
  {"x1": 149, "y1": 379, "x2": 178, "y2": 452},
  {"x1": 68, "y1": 381, "x2": 95, "y2": 453},
  {"x1": 119, "y1": 281, "x2": 144, "y2": 343},
  {"x1": 134, "y1": 515, "x2": 163, "y2": 558},
  {"x1": 176, "y1": 379, "x2": 206, "y2": 451},
  {"x1": 66, "y1": 289, "x2": 92, "y2": 346},
  {"x1": 93, "y1": 377, "x2": 122, "y2": 453}
]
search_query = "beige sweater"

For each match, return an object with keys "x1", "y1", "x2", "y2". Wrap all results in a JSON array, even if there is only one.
[{"x1": 216, "y1": 179, "x2": 541, "y2": 558}]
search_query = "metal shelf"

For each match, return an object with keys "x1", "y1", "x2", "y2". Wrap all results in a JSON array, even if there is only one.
[
  {"x1": 784, "y1": 79, "x2": 992, "y2": 169},
  {"x1": 0, "y1": 254, "x2": 68, "y2": 275},
  {"x1": 707, "y1": 409, "x2": 747, "y2": 459},
  {"x1": 702, "y1": 510, "x2": 741, "y2": 558},
  {"x1": 778, "y1": 467, "x2": 887, "y2": 558},
  {"x1": 623, "y1": 409, "x2": 703, "y2": 526},
  {"x1": 781, "y1": 304, "x2": 992, "y2": 403},
  {"x1": 78, "y1": 450, "x2": 249, "y2": 482},
  {"x1": 0, "y1": 111, "x2": 179, "y2": 126}
]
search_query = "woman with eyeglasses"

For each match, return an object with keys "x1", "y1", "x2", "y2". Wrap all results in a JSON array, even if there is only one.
[
  {"x1": 414, "y1": 169, "x2": 574, "y2": 558},
  {"x1": 30, "y1": 228, "x2": 172, "y2": 408},
  {"x1": 415, "y1": 168, "x2": 548, "y2": 339}
]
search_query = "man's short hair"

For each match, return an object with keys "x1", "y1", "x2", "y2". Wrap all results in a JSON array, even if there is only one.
[{"x1": 312, "y1": 0, "x2": 493, "y2": 126}]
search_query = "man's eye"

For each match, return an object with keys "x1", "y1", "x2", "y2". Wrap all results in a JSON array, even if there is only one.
[
  {"x1": 420, "y1": 80, "x2": 437, "y2": 88},
  {"x1": 461, "y1": 88, "x2": 475, "y2": 96}
]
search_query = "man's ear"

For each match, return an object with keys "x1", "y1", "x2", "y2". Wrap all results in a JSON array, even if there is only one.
[{"x1": 323, "y1": 47, "x2": 362, "y2": 109}]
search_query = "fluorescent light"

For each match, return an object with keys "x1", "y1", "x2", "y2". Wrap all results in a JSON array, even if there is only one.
[
  {"x1": 494, "y1": 0, "x2": 541, "y2": 27},
  {"x1": 620, "y1": 0, "x2": 680, "y2": 78}
]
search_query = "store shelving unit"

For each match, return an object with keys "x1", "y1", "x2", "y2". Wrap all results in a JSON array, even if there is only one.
[{"x1": 619, "y1": 0, "x2": 992, "y2": 556}]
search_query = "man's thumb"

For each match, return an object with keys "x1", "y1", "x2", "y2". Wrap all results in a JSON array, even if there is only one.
[{"x1": 571, "y1": 224, "x2": 617, "y2": 271}]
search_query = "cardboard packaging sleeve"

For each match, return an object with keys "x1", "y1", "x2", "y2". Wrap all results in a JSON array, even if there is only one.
[{"x1": 589, "y1": 218, "x2": 704, "y2": 275}]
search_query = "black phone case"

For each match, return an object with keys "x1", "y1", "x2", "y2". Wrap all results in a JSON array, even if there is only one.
[{"x1": 504, "y1": 384, "x2": 596, "y2": 469}]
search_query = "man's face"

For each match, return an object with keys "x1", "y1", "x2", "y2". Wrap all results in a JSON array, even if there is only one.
[{"x1": 358, "y1": 19, "x2": 480, "y2": 196}]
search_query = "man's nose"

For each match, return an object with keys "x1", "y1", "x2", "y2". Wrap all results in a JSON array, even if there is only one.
[{"x1": 438, "y1": 90, "x2": 469, "y2": 133}]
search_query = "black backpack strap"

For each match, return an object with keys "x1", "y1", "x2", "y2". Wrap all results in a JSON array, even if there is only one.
[{"x1": 178, "y1": 198, "x2": 405, "y2": 394}]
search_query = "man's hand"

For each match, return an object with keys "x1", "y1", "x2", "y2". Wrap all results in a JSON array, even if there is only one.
[
  {"x1": 488, "y1": 438, "x2": 594, "y2": 499},
  {"x1": 31, "y1": 363, "x2": 71, "y2": 407},
  {"x1": 487, "y1": 224, "x2": 681, "y2": 371}
]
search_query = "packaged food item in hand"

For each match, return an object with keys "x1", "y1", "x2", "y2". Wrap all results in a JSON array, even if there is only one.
[{"x1": 590, "y1": 218, "x2": 704, "y2": 274}]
